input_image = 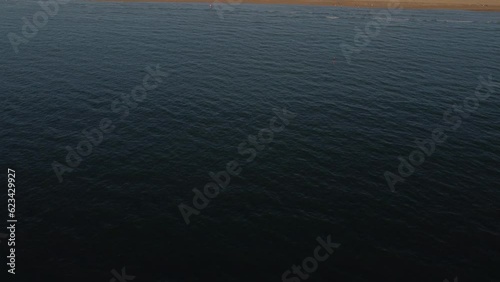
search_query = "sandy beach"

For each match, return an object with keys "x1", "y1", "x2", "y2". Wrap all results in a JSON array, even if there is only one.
[{"x1": 95, "y1": 0, "x2": 500, "y2": 12}]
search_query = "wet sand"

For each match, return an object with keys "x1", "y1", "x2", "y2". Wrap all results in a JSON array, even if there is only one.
[{"x1": 95, "y1": 0, "x2": 500, "y2": 12}]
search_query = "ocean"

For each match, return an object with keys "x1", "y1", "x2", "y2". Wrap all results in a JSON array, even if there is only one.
[{"x1": 1, "y1": 1, "x2": 499, "y2": 281}]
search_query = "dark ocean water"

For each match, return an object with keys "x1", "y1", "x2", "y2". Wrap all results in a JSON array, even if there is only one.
[{"x1": 1, "y1": 1, "x2": 500, "y2": 281}]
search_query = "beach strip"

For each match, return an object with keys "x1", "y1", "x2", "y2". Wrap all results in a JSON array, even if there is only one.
[{"x1": 94, "y1": 0, "x2": 500, "y2": 12}]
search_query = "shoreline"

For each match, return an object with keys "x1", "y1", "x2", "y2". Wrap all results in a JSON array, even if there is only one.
[{"x1": 93, "y1": 0, "x2": 500, "y2": 12}]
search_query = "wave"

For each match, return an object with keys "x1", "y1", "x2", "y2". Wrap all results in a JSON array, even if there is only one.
[{"x1": 437, "y1": 19, "x2": 474, "y2": 23}]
